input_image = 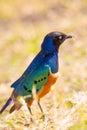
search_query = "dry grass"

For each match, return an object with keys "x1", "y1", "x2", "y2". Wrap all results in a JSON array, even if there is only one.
[{"x1": 0, "y1": 0, "x2": 87, "y2": 129}]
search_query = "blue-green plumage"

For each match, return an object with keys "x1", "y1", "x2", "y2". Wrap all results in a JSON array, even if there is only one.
[
  {"x1": 11, "y1": 52, "x2": 58, "y2": 105},
  {"x1": 15, "y1": 64, "x2": 50, "y2": 96},
  {"x1": 0, "y1": 31, "x2": 72, "y2": 114}
]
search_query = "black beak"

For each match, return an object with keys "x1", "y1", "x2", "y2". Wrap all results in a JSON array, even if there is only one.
[{"x1": 66, "y1": 35, "x2": 72, "y2": 39}]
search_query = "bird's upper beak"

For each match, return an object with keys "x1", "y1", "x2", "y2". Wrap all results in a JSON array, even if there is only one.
[{"x1": 65, "y1": 35, "x2": 72, "y2": 39}]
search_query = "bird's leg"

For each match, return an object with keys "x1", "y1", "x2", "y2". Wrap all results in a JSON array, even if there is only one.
[
  {"x1": 28, "y1": 106, "x2": 33, "y2": 122},
  {"x1": 38, "y1": 101, "x2": 45, "y2": 120}
]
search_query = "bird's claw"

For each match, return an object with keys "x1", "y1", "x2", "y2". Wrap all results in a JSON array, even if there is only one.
[{"x1": 40, "y1": 113, "x2": 45, "y2": 121}]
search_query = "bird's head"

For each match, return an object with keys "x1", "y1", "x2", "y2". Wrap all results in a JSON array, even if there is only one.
[{"x1": 41, "y1": 31, "x2": 72, "y2": 53}]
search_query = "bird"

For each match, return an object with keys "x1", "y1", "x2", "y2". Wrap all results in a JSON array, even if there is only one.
[{"x1": 0, "y1": 31, "x2": 72, "y2": 119}]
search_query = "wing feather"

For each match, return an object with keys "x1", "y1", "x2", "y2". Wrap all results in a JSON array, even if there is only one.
[
  {"x1": 14, "y1": 64, "x2": 51, "y2": 97},
  {"x1": 11, "y1": 51, "x2": 44, "y2": 88}
]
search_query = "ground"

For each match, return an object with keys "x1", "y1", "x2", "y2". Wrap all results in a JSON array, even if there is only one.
[{"x1": 0, "y1": 0, "x2": 87, "y2": 130}]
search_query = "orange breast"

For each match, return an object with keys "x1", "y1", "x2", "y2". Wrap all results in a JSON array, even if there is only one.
[
  {"x1": 37, "y1": 72, "x2": 59, "y2": 100},
  {"x1": 27, "y1": 72, "x2": 59, "y2": 106}
]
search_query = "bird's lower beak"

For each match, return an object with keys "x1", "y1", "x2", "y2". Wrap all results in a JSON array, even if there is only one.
[{"x1": 66, "y1": 35, "x2": 72, "y2": 39}]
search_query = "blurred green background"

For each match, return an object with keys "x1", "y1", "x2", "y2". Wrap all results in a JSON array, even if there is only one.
[{"x1": 0, "y1": 0, "x2": 87, "y2": 130}]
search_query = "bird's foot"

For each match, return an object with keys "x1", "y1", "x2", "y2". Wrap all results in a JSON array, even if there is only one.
[
  {"x1": 24, "y1": 117, "x2": 34, "y2": 127},
  {"x1": 40, "y1": 113, "x2": 45, "y2": 121}
]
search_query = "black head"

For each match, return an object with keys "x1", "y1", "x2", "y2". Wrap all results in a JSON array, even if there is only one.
[
  {"x1": 41, "y1": 31, "x2": 72, "y2": 53},
  {"x1": 48, "y1": 31, "x2": 72, "y2": 47}
]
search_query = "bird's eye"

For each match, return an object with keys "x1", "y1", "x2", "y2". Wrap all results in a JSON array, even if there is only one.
[{"x1": 58, "y1": 36, "x2": 62, "y2": 40}]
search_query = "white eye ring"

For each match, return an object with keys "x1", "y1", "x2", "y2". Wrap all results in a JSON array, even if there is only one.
[{"x1": 58, "y1": 36, "x2": 62, "y2": 40}]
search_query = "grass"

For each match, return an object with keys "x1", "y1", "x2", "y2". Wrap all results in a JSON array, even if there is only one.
[{"x1": 0, "y1": 0, "x2": 87, "y2": 129}]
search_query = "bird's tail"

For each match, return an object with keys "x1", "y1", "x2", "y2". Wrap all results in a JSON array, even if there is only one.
[
  {"x1": 0, "y1": 97, "x2": 22, "y2": 114},
  {"x1": 9, "y1": 103, "x2": 22, "y2": 113},
  {"x1": 0, "y1": 97, "x2": 12, "y2": 114}
]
